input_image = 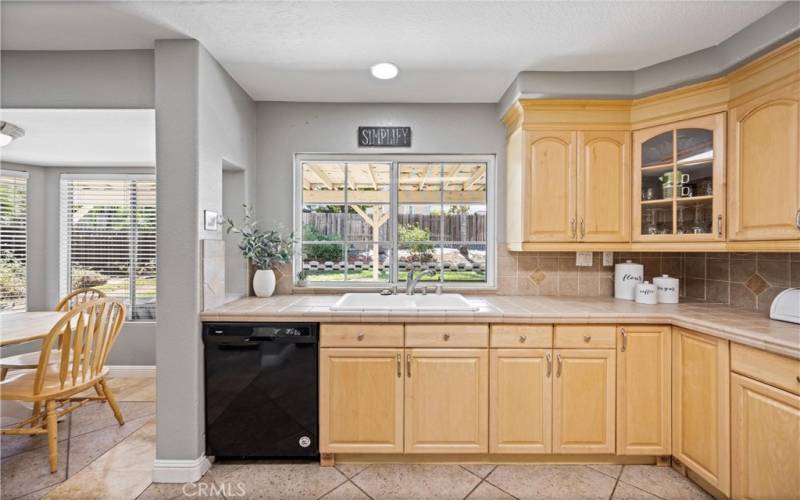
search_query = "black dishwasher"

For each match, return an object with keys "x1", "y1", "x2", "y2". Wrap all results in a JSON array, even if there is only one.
[{"x1": 203, "y1": 323, "x2": 318, "y2": 458}]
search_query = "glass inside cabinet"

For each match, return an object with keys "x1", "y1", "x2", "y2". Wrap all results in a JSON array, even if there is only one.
[{"x1": 634, "y1": 114, "x2": 724, "y2": 240}]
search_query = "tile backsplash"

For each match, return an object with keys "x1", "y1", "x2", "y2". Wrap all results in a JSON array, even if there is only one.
[{"x1": 497, "y1": 247, "x2": 799, "y2": 311}]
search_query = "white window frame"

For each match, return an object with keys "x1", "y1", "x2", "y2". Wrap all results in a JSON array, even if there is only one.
[
  {"x1": 293, "y1": 153, "x2": 496, "y2": 290},
  {"x1": 0, "y1": 169, "x2": 29, "y2": 312},
  {"x1": 60, "y1": 173, "x2": 156, "y2": 321}
]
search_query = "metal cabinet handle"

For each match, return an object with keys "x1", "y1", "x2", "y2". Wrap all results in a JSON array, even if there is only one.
[
  {"x1": 519, "y1": 335, "x2": 527, "y2": 343},
  {"x1": 443, "y1": 333, "x2": 451, "y2": 341},
  {"x1": 357, "y1": 332, "x2": 365, "y2": 341},
  {"x1": 406, "y1": 354, "x2": 412, "y2": 377},
  {"x1": 620, "y1": 328, "x2": 628, "y2": 352},
  {"x1": 546, "y1": 352, "x2": 552, "y2": 378},
  {"x1": 556, "y1": 353, "x2": 563, "y2": 377},
  {"x1": 717, "y1": 215, "x2": 723, "y2": 238},
  {"x1": 796, "y1": 209, "x2": 800, "y2": 230},
  {"x1": 396, "y1": 353, "x2": 401, "y2": 378},
  {"x1": 580, "y1": 218, "x2": 585, "y2": 239},
  {"x1": 570, "y1": 218, "x2": 577, "y2": 239},
  {"x1": 583, "y1": 335, "x2": 592, "y2": 343}
]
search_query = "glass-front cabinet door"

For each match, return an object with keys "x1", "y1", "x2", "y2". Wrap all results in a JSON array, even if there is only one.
[{"x1": 633, "y1": 113, "x2": 725, "y2": 242}]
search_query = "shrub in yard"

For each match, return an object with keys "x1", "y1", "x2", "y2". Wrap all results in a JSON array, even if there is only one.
[
  {"x1": 0, "y1": 255, "x2": 25, "y2": 303},
  {"x1": 399, "y1": 224, "x2": 435, "y2": 262},
  {"x1": 303, "y1": 225, "x2": 344, "y2": 262},
  {"x1": 71, "y1": 266, "x2": 109, "y2": 288}
]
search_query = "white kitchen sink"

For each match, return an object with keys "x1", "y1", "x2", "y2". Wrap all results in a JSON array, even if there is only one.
[{"x1": 330, "y1": 293, "x2": 479, "y2": 312}]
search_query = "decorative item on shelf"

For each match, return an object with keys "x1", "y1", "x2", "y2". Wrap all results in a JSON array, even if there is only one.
[
  {"x1": 659, "y1": 171, "x2": 688, "y2": 198},
  {"x1": 614, "y1": 260, "x2": 643, "y2": 300},
  {"x1": 680, "y1": 184, "x2": 695, "y2": 198},
  {"x1": 642, "y1": 187, "x2": 656, "y2": 201},
  {"x1": 635, "y1": 281, "x2": 658, "y2": 304},
  {"x1": 698, "y1": 179, "x2": 713, "y2": 196},
  {"x1": 653, "y1": 275, "x2": 679, "y2": 304},
  {"x1": 224, "y1": 204, "x2": 294, "y2": 298}
]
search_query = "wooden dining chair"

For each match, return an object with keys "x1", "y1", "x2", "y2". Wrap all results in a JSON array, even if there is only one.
[
  {"x1": 0, "y1": 288, "x2": 106, "y2": 380},
  {"x1": 0, "y1": 299, "x2": 126, "y2": 472}
]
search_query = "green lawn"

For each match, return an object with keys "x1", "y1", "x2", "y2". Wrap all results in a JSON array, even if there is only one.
[{"x1": 96, "y1": 277, "x2": 157, "y2": 299}]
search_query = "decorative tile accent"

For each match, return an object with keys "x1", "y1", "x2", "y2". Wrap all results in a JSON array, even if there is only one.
[
  {"x1": 745, "y1": 273, "x2": 769, "y2": 295},
  {"x1": 528, "y1": 268, "x2": 546, "y2": 285}
]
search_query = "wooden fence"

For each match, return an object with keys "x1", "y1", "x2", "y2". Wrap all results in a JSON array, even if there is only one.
[{"x1": 302, "y1": 213, "x2": 486, "y2": 241}]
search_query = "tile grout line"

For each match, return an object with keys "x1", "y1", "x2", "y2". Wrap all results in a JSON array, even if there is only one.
[
  {"x1": 347, "y1": 477, "x2": 375, "y2": 500},
  {"x1": 315, "y1": 476, "x2": 350, "y2": 500},
  {"x1": 608, "y1": 464, "x2": 622, "y2": 499}
]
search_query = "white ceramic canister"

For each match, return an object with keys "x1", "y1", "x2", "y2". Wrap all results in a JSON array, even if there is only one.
[
  {"x1": 635, "y1": 281, "x2": 659, "y2": 305},
  {"x1": 614, "y1": 260, "x2": 644, "y2": 300},
  {"x1": 653, "y1": 274, "x2": 679, "y2": 304}
]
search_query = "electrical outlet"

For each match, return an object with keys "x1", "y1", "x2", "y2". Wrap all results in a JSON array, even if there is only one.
[
  {"x1": 576, "y1": 252, "x2": 593, "y2": 267},
  {"x1": 603, "y1": 252, "x2": 614, "y2": 266}
]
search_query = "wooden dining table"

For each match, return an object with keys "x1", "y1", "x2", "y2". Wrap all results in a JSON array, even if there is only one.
[
  {"x1": 0, "y1": 311, "x2": 68, "y2": 347},
  {"x1": 0, "y1": 310, "x2": 68, "y2": 422}
]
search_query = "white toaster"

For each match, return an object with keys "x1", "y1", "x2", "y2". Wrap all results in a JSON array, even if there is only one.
[{"x1": 769, "y1": 288, "x2": 800, "y2": 324}]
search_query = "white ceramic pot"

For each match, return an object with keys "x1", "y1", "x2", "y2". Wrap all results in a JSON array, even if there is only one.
[
  {"x1": 653, "y1": 274, "x2": 679, "y2": 304},
  {"x1": 635, "y1": 281, "x2": 659, "y2": 305},
  {"x1": 614, "y1": 260, "x2": 643, "y2": 300},
  {"x1": 253, "y1": 269, "x2": 276, "y2": 298}
]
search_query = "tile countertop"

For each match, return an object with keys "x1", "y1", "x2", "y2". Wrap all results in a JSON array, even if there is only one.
[{"x1": 200, "y1": 295, "x2": 800, "y2": 360}]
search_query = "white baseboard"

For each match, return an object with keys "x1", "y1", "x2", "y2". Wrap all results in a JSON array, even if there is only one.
[
  {"x1": 108, "y1": 365, "x2": 156, "y2": 378},
  {"x1": 152, "y1": 456, "x2": 212, "y2": 483}
]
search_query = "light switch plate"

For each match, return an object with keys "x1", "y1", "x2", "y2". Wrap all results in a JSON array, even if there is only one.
[
  {"x1": 603, "y1": 252, "x2": 614, "y2": 266},
  {"x1": 576, "y1": 252, "x2": 593, "y2": 267}
]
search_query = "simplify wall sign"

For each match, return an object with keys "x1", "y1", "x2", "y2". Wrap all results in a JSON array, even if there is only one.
[{"x1": 358, "y1": 126, "x2": 412, "y2": 147}]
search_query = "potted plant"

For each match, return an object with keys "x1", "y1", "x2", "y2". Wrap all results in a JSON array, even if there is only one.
[{"x1": 224, "y1": 205, "x2": 294, "y2": 297}]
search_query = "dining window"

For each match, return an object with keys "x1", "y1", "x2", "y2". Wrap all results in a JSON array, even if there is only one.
[
  {"x1": 295, "y1": 156, "x2": 494, "y2": 288},
  {"x1": 60, "y1": 175, "x2": 156, "y2": 320},
  {"x1": 0, "y1": 171, "x2": 28, "y2": 311}
]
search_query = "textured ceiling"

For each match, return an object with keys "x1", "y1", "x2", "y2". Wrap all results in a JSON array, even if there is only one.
[
  {"x1": 1, "y1": 1, "x2": 782, "y2": 102},
  {"x1": 0, "y1": 109, "x2": 156, "y2": 167}
]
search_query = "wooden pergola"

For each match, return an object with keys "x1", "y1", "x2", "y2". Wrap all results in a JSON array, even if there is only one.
[{"x1": 302, "y1": 163, "x2": 486, "y2": 279}]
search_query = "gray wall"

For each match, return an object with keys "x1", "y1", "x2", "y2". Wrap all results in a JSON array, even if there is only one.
[
  {"x1": 155, "y1": 39, "x2": 256, "y2": 464},
  {"x1": 1, "y1": 50, "x2": 155, "y2": 109},
  {"x1": 0, "y1": 161, "x2": 157, "y2": 365},
  {"x1": 1, "y1": 49, "x2": 161, "y2": 366},
  {"x1": 255, "y1": 102, "x2": 507, "y2": 239},
  {"x1": 498, "y1": 2, "x2": 800, "y2": 116}
]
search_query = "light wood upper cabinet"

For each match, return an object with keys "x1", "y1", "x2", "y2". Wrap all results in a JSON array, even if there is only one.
[
  {"x1": 490, "y1": 349, "x2": 552, "y2": 454},
  {"x1": 553, "y1": 349, "x2": 615, "y2": 454},
  {"x1": 728, "y1": 82, "x2": 800, "y2": 241},
  {"x1": 405, "y1": 348, "x2": 488, "y2": 454},
  {"x1": 633, "y1": 113, "x2": 726, "y2": 242},
  {"x1": 616, "y1": 325, "x2": 671, "y2": 456},
  {"x1": 517, "y1": 130, "x2": 630, "y2": 243},
  {"x1": 577, "y1": 131, "x2": 631, "y2": 242},
  {"x1": 524, "y1": 131, "x2": 577, "y2": 242},
  {"x1": 731, "y1": 373, "x2": 800, "y2": 500},
  {"x1": 672, "y1": 328, "x2": 730, "y2": 496},
  {"x1": 319, "y1": 348, "x2": 404, "y2": 454}
]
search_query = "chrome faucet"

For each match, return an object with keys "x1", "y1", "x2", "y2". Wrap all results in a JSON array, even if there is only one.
[{"x1": 406, "y1": 269, "x2": 436, "y2": 295}]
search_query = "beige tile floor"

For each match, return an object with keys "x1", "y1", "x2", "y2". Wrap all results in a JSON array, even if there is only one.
[{"x1": 1, "y1": 377, "x2": 712, "y2": 500}]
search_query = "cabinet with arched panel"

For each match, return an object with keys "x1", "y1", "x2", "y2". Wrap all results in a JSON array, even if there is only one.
[
  {"x1": 728, "y1": 82, "x2": 800, "y2": 241},
  {"x1": 513, "y1": 129, "x2": 630, "y2": 244},
  {"x1": 632, "y1": 113, "x2": 726, "y2": 242}
]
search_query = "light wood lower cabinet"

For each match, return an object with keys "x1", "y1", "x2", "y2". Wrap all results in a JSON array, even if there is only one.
[
  {"x1": 553, "y1": 349, "x2": 616, "y2": 454},
  {"x1": 672, "y1": 328, "x2": 730, "y2": 496},
  {"x1": 490, "y1": 349, "x2": 552, "y2": 453},
  {"x1": 731, "y1": 373, "x2": 800, "y2": 500},
  {"x1": 405, "y1": 348, "x2": 489, "y2": 453},
  {"x1": 319, "y1": 348, "x2": 404, "y2": 454},
  {"x1": 616, "y1": 325, "x2": 671, "y2": 455}
]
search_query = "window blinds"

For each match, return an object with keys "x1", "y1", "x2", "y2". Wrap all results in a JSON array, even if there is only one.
[
  {"x1": 60, "y1": 175, "x2": 156, "y2": 320},
  {"x1": 0, "y1": 172, "x2": 28, "y2": 311}
]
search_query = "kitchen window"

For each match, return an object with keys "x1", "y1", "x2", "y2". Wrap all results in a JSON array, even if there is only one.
[
  {"x1": 60, "y1": 175, "x2": 156, "y2": 320},
  {"x1": 0, "y1": 171, "x2": 28, "y2": 311},
  {"x1": 294, "y1": 155, "x2": 494, "y2": 288}
]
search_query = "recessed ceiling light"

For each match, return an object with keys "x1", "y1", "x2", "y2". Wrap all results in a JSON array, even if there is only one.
[{"x1": 370, "y1": 62, "x2": 399, "y2": 80}]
